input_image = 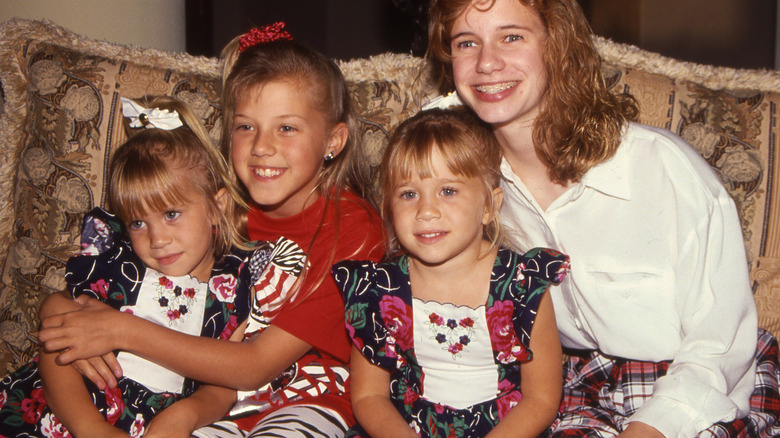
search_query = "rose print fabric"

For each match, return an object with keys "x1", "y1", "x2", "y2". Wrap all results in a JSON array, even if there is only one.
[
  {"x1": 332, "y1": 247, "x2": 570, "y2": 438},
  {"x1": 0, "y1": 208, "x2": 261, "y2": 436}
]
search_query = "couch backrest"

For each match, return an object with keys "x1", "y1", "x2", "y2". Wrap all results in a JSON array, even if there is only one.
[{"x1": 0, "y1": 18, "x2": 778, "y2": 375}]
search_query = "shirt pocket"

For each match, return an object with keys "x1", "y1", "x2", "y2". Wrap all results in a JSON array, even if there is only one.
[{"x1": 581, "y1": 267, "x2": 671, "y2": 300}]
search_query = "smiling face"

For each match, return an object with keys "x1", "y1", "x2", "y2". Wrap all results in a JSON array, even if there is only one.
[
  {"x1": 230, "y1": 79, "x2": 345, "y2": 218},
  {"x1": 391, "y1": 148, "x2": 496, "y2": 268},
  {"x1": 125, "y1": 183, "x2": 217, "y2": 282},
  {"x1": 449, "y1": 0, "x2": 548, "y2": 129}
]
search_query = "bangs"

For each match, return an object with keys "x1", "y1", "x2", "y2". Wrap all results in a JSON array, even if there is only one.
[
  {"x1": 387, "y1": 131, "x2": 483, "y2": 188},
  {"x1": 110, "y1": 158, "x2": 196, "y2": 221}
]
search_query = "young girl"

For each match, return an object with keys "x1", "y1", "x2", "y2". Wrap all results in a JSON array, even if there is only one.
[
  {"x1": 38, "y1": 23, "x2": 385, "y2": 437},
  {"x1": 426, "y1": 0, "x2": 780, "y2": 437},
  {"x1": 0, "y1": 96, "x2": 265, "y2": 437},
  {"x1": 332, "y1": 108, "x2": 569, "y2": 438}
]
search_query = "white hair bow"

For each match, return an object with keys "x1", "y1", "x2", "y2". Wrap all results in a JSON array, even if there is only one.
[
  {"x1": 120, "y1": 97, "x2": 183, "y2": 130},
  {"x1": 422, "y1": 91, "x2": 464, "y2": 111}
]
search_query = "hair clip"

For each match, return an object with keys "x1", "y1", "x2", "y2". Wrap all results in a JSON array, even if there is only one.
[
  {"x1": 239, "y1": 22, "x2": 294, "y2": 52},
  {"x1": 120, "y1": 97, "x2": 183, "y2": 130},
  {"x1": 422, "y1": 91, "x2": 464, "y2": 111}
]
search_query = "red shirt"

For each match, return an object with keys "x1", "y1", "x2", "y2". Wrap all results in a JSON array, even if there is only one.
[{"x1": 247, "y1": 191, "x2": 385, "y2": 362}]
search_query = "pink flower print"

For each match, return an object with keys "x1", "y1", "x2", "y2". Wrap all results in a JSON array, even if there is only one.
[
  {"x1": 184, "y1": 287, "x2": 196, "y2": 298},
  {"x1": 428, "y1": 313, "x2": 444, "y2": 325},
  {"x1": 167, "y1": 309, "x2": 181, "y2": 321},
  {"x1": 459, "y1": 317, "x2": 474, "y2": 328},
  {"x1": 514, "y1": 262, "x2": 526, "y2": 282},
  {"x1": 104, "y1": 386, "x2": 125, "y2": 425},
  {"x1": 40, "y1": 412, "x2": 70, "y2": 438},
  {"x1": 129, "y1": 413, "x2": 145, "y2": 437},
  {"x1": 21, "y1": 387, "x2": 46, "y2": 424},
  {"x1": 90, "y1": 279, "x2": 109, "y2": 299},
  {"x1": 0, "y1": 389, "x2": 6, "y2": 410},
  {"x1": 486, "y1": 300, "x2": 528, "y2": 363},
  {"x1": 378, "y1": 295, "x2": 412, "y2": 351},
  {"x1": 448, "y1": 343, "x2": 464, "y2": 355},
  {"x1": 403, "y1": 387, "x2": 419, "y2": 405},
  {"x1": 496, "y1": 385, "x2": 523, "y2": 419},
  {"x1": 346, "y1": 323, "x2": 365, "y2": 350},
  {"x1": 554, "y1": 259, "x2": 571, "y2": 284},
  {"x1": 219, "y1": 315, "x2": 239, "y2": 340},
  {"x1": 209, "y1": 274, "x2": 238, "y2": 303},
  {"x1": 434, "y1": 403, "x2": 445, "y2": 414},
  {"x1": 158, "y1": 276, "x2": 173, "y2": 289},
  {"x1": 497, "y1": 343, "x2": 529, "y2": 364}
]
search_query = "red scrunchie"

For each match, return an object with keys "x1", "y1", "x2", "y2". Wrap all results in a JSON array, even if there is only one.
[{"x1": 239, "y1": 22, "x2": 293, "y2": 52}]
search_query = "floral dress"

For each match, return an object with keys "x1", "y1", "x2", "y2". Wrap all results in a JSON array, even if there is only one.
[
  {"x1": 0, "y1": 208, "x2": 265, "y2": 437},
  {"x1": 333, "y1": 247, "x2": 569, "y2": 438}
]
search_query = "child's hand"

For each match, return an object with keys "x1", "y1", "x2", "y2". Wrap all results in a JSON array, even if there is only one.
[
  {"x1": 39, "y1": 296, "x2": 128, "y2": 364},
  {"x1": 72, "y1": 353, "x2": 123, "y2": 389}
]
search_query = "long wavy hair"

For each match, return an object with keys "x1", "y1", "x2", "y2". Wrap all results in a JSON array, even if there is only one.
[
  {"x1": 220, "y1": 37, "x2": 371, "y2": 204},
  {"x1": 426, "y1": 0, "x2": 639, "y2": 183},
  {"x1": 382, "y1": 107, "x2": 504, "y2": 256},
  {"x1": 111, "y1": 96, "x2": 249, "y2": 259},
  {"x1": 220, "y1": 36, "x2": 375, "y2": 302}
]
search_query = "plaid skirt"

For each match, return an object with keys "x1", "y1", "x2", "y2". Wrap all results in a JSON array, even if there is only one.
[{"x1": 547, "y1": 329, "x2": 780, "y2": 438}]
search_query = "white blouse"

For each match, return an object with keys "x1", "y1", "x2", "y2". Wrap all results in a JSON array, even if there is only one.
[
  {"x1": 116, "y1": 268, "x2": 208, "y2": 394},
  {"x1": 412, "y1": 298, "x2": 498, "y2": 409},
  {"x1": 499, "y1": 123, "x2": 757, "y2": 437}
]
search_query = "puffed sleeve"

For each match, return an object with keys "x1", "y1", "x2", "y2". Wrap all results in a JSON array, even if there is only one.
[
  {"x1": 510, "y1": 248, "x2": 570, "y2": 350},
  {"x1": 332, "y1": 259, "x2": 404, "y2": 372},
  {"x1": 65, "y1": 208, "x2": 142, "y2": 307}
]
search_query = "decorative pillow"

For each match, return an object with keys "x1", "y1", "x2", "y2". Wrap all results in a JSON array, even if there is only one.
[
  {"x1": 0, "y1": 19, "x2": 224, "y2": 373},
  {"x1": 0, "y1": 19, "x2": 435, "y2": 374},
  {"x1": 596, "y1": 38, "x2": 780, "y2": 337},
  {"x1": 0, "y1": 18, "x2": 777, "y2": 377},
  {"x1": 338, "y1": 53, "x2": 436, "y2": 197}
]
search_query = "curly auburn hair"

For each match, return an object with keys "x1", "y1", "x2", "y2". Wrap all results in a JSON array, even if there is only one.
[{"x1": 426, "y1": 0, "x2": 639, "y2": 184}]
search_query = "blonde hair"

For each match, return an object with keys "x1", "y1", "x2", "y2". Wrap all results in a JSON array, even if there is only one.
[
  {"x1": 426, "y1": 0, "x2": 639, "y2": 184},
  {"x1": 110, "y1": 96, "x2": 249, "y2": 258},
  {"x1": 381, "y1": 107, "x2": 503, "y2": 256},
  {"x1": 220, "y1": 35, "x2": 375, "y2": 302}
]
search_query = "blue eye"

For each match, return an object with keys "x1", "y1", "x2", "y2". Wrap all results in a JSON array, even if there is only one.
[
  {"x1": 165, "y1": 210, "x2": 181, "y2": 221},
  {"x1": 280, "y1": 125, "x2": 296, "y2": 133},
  {"x1": 399, "y1": 190, "x2": 417, "y2": 200},
  {"x1": 128, "y1": 220, "x2": 144, "y2": 230},
  {"x1": 440, "y1": 187, "x2": 457, "y2": 196},
  {"x1": 505, "y1": 34, "x2": 524, "y2": 42}
]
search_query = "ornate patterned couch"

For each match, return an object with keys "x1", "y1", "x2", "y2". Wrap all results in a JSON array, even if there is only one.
[{"x1": 0, "y1": 18, "x2": 779, "y2": 375}]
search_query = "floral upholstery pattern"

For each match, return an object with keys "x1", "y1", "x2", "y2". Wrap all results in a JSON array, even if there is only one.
[{"x1": 0, "y1": 18, "x2": 778, "y2": 375}]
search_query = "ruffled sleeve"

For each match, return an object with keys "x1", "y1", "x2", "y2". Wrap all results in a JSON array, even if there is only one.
[
  {"x1": 508, "y1": 247, "x2": 570, "y2": 351},
  {"x1": 332, "y1": 259, "x2": 410, "y2": 372},
  {"x1": 65, "y1": 207, "x2": 143, "y2": 308}
]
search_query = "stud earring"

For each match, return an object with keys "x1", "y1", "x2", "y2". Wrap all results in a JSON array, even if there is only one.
[{"x1": 324, "y1": 150, "x2": 335, "y2": 162}]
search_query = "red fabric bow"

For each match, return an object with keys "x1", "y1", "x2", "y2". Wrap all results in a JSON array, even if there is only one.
[{"x1": 239, "y1": 22, "x2": 293, "y2": 52}]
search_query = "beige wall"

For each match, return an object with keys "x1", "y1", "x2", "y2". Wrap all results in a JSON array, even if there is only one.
[{"x1": 0, "y1": 0, "x2": 186, "y2": 52}]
